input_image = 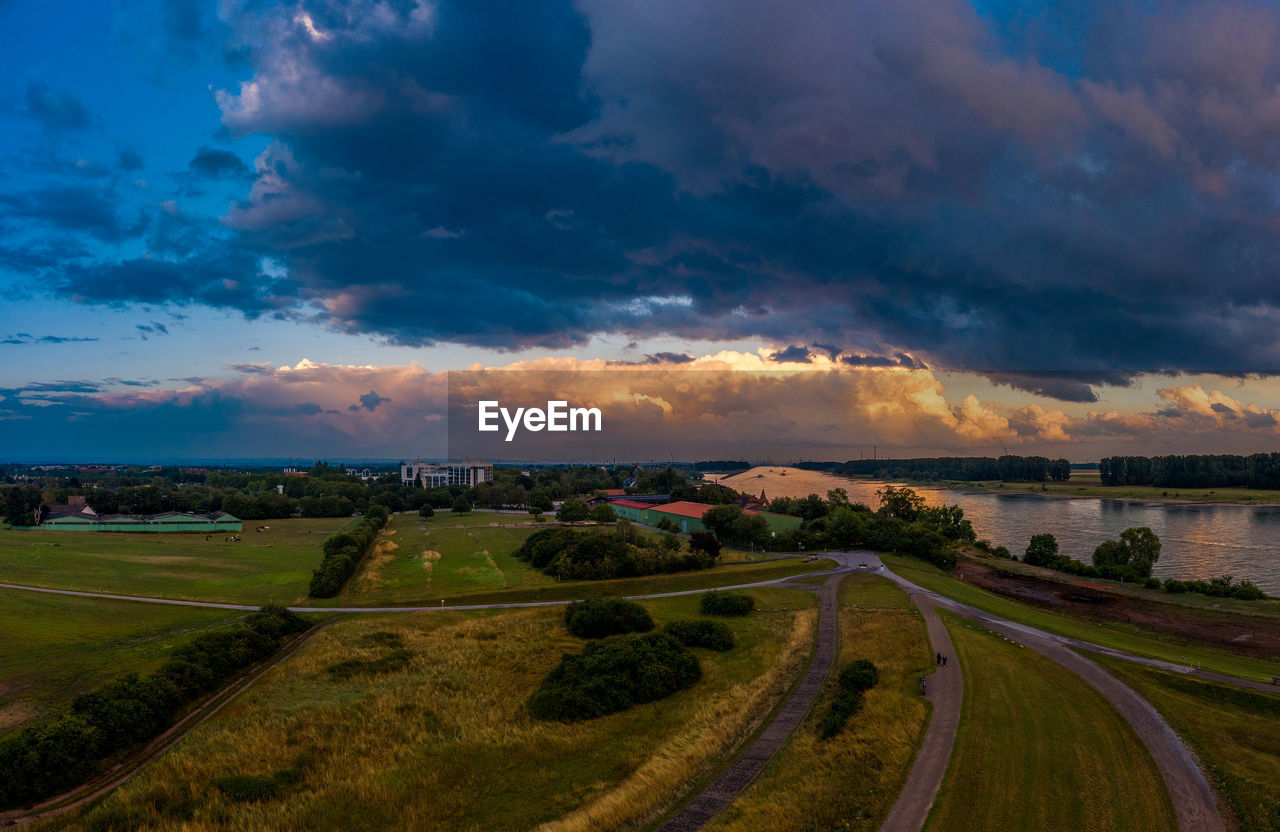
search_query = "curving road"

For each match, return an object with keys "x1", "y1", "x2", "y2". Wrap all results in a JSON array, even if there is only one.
[{"x1": 871, "y1": 553, "x2": 1225, "y2": 832}]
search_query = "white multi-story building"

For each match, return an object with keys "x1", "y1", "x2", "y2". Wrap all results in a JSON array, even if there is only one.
[{"x1": 400, "y1": 458, "x2": 493, "y2": 488}]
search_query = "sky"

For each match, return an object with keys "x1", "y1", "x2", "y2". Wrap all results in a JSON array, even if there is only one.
[{"x1": 4, "y1": 0, "x2": 1280, "y2": 461}]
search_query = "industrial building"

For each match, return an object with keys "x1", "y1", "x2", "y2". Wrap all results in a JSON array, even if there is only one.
[
  {"x1": 400, "y1": 458, "x2": 493, "y2": 488},
  {"x1": 609, "y1": 499, "x2": 802, "y2": 535},
  {"x1": 31, "y1": 503, "x2": 242, "y2": 533}
]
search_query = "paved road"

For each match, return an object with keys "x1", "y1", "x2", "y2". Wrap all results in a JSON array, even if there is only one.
[
  {"x1": 658, "y1": 573, "x2": 841, "y2": 832},
  {"x1": 877, "y1": 593, "x2": 962, "y2": 832},
  {"x1": 873, "y1": 555, "x2": 1226, "y2": 832}
]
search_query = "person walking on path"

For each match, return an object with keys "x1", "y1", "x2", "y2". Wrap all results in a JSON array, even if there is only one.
[{"x1": 936, "y1": 652, "x2": 941, "y2": 666}]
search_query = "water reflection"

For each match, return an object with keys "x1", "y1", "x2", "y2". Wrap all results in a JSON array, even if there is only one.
[{"x1": 711, "y1": 467, "x2": 1280, "y2": 592}]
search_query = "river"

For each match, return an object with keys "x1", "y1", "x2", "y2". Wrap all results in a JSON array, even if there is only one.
[{"x1": 709, "y1": 467, "x2": 1280, "y2": 593}]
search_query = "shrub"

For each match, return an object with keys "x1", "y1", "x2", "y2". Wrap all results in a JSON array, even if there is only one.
[
  {"x1": 699, "y1": 591, "x2": 755, "y2": 617},
  {"x1": 837, "y1": 659, "x2": 879, "y2": 693},
  {"x1": 418, "y1": 505, "x2": 434, "y2": 519},
  {"x1": 820, "y1": 689, "x2": 864, "y2": 739},
  {"x1": 526, "y1": 632, "x2": 701, "y2": 722},
  {"x1": 1142, "y1": 576, "x2": 1162, "y2": 590},
  {"x1": 563, "y1": 598, "x2": 654, "y2": 639},
  {"x1": 512, "y1": 526, "x2": 717, "y2": 580},
  {"x1": 822, "y1": 658, "x2": 879, "y2": 739},
  {"x1": 663, "y1": 619, "x2": 735, "y2": 651}
]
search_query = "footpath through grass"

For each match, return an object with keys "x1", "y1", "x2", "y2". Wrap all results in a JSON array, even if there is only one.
[
  {"x1": 49, "y1": 589, "x2": 817, "y2": 832},
  {"x1": 707, "y1": 574, "x2": 932, "y2": 832},
  {"x1": 0, "y1": 519, "x2": 337, "y2": 604},
  {"x1": 0, "y1": 592, "x2": 242, "y2": 736},
  {"x1": 1097, "y1": 656, "x2": 1280, "y2": 831},
  {"x1": 339, "y1": 515, "x2": 833, "y2": 607},
  {"x1": 927, "y1": 615, "x2": 1176, "y2": 832},
  {"x1": 882, "y1": 553, "x2": 1280, "y2": 682}
]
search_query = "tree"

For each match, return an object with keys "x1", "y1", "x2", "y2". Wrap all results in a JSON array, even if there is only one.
[
  {"x1": 557, "y1": 497, "x2": 589, "y2": 522},
  {"x1": 689, "y1": 531, "x2": 720, "y2": 562},
  {"x1": 1023, "y1": 534, "x2": 1060, "y2": 567},
  {"x1": 876, "y1": 485, "x2": 925, "y2": 522},
  {"x1": 1120, "y1": 526, "x2": 1161, "y2": 577},
  {"x1": 418, "y1": 505, "x2": 434, "y2": 519},
  {"x1": 701, "y1": 504, "x2": 743, "y2": 541},
  {"x1": 452, "y1": 495, "x2": 472, "y2": 514},
  {"x1": 589, "y1": 503, "x2": 617, "y2": 523}
]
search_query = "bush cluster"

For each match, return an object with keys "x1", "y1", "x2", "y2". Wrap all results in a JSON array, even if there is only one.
[
  {"x1": 0, "y1": 606, "x2": 309, "y2": 809},
  {"x1": 563, "y1": 598, "x2": 654, "y2": 638},
  {"x1": 699, "y1": 591, "x2": 755, "y2": 616},
  {"x1": 1163, "y1": 576, "x2": 1267, "y2": 600},
  {"x1": 307, "y1": 505, "x2": 389, "y2": 597},
  {"x1": 663, "y1": 619, "x2": 735, "y2": 652},
  {"x1": 526, "y1": 632, "x2": 702, "y2": 722},
  {"x1": 513, "y1": 526, "x2": 716, "y2": 581},
  {"x1": 821, "y1": 659, "x2": 879, "y2": 739}
]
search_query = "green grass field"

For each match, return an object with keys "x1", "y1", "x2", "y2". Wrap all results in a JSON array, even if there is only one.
[
  {"x1": 341, "y1": 515, "x2": 834, "y2": 606},
  {"x1": 882, "y1": 553, "x2": 1280, "y2": 682},
  {"x1": 926, "y1": 615, "x2": 1176, "y2": 832},
  {"x1": 50, "y1": 589, "x2": 818, "y2": 832},
  {"x1": 707, "y1": 574, "x2": 932, "y2": 831},
  {"x1": 0, "y1": 592, "x2": 244, "y2": 736},
  {"x1": 1097, "y1": 656, "x2": 1280, "y2": 831},
  {"x1": 0, "y1": 519, "x2": 338, "y2": 604}
]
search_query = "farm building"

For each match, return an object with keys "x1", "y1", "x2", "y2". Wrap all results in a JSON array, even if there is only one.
[
  {"x1": 641, "y1": 501, "x2": 802, "y2": 535},
  {"x1": 31, "y1": 504, "x2": 242, "y2": 533},
  {"x1": 609, "y1": 499, "x2": 657, "y2": 524}
]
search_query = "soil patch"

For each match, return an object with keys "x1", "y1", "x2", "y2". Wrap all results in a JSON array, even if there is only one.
[{"x1": 955, "y1": 560, "x2": 1280, "y2": 660}]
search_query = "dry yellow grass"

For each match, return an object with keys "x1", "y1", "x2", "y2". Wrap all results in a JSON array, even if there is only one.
[
  {"x1": 50, "y1": 590, "x2": 814, "y2": 832},
  {"x1": 707, "y1": 575, "x2": 933, "y2": 832}
]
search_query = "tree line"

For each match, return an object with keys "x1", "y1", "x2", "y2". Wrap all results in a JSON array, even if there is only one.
[
  {"x1": 307, "y1": 505, "x2": 389, "y2": 597},
  {"x1": 1099, "y1": 454, "x2": 1280, "y2": 489},
  {"x1": 0, "y1": 606, "x2": 310, "y2": 810},
  {"x1": 799, "y1": 455, "x2": 1071, "y2": 483}
]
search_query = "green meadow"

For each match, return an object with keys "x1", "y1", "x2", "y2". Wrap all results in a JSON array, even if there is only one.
[
  {"x1": 0, "y1": 591, "x2": 243, "y2": 736},
  {"x1": 927, "y1": 615, "x2": 1175, "y2": 832},
  {"x1": 0, "y1": 519, "x2": 338, "y2": 604}
]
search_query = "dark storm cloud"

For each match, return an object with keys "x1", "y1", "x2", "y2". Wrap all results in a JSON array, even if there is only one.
[
  {"x1": 188, "y1": 146, "x2": 250, "y2": 178},
  {"x1": 770, "y1": 345, "x2": 813, "y2": 364},
  {"x1": 24, "y1": 82, "x2": 91, "y2": 132},
  {"x1": 44, "y1": 0, "x2": 1280, "y2": 392},
  {"x1": 349, "y1": 389, "x2": 389, "y2": 412}
]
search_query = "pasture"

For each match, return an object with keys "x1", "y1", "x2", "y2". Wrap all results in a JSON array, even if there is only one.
[{"x1": 0, "y1": 519, "x2": 337, "y2": 604}]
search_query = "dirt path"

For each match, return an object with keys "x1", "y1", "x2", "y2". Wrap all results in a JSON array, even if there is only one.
[
  {"x1": 0, "y1": 624, "x2": 327, "y2": 828},
  {"x1": 877, "y1": 557, "x2": 1225, "y2": 832},
  {"x1": 877, "y1": 593, "x2": 961, "y2": 832},
  {"x1": 656, "y1": 573, "x2": 841, "y2": 832}
]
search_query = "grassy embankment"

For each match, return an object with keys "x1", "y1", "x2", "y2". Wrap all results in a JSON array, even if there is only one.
[
  {"x1": 1097, "y1": 656, "x2": 1280, "y2": 831},
  {"x1": 0, "y1": 518, "x2": 338, "y2": 604},
  {"x1": 706, "y1": 574, "x2": 932, "y2": 832},
  {"x1": 47, "y1": 589, "x2": 817, "y2": 832},
  {"x1": 882, "y1": 553, "x2": 1280, "y2": 682},
  {"x1": 928, "y1": 471, "x2": 1280, "y2": 504},
  {"x1": 971, "y1": 555, "x2": 1280, "y2": 617},
  {"x1": 341, "y1": 514, "x2": 833, "y2": 607},
  {"x1": 0, "y1": 593, "x2": 244, "y2": 736},
  {"x1": 926, "y1": 615, "x2": 1176, "y2": 832}
]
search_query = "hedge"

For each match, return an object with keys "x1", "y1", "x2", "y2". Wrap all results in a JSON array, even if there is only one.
[
  {"x1": 663, "y1": 619, "x2": 735, "y2": 652},
  {"x1": 0, "y1": 606, "x2": 310, "y2": 809},
  {"x1": 699, "y1": 591, "x2": 755, "y2": 617},
  {"x1": 821, "y1": 658, "x2": 879, "y2": 739},
  {"x1": 307, "y1": 505, "x2": 389, "y2": 598}
]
